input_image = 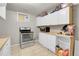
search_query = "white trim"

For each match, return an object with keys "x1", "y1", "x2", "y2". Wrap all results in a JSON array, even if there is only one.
[{"x1": 17, "y1": 12, "x2": 28, "y2": 16}]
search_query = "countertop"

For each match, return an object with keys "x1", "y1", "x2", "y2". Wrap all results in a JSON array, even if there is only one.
[
  {"x1": 40, "y1": 32, "x2": 74, "y2": 37},
  {"x1": 0, "y1": 36, "x2": 9, "y2": 50}
]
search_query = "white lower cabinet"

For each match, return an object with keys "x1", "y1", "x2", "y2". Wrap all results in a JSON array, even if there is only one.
[
  {"x1": 47, "y1": 34, "x2": 56, "y2": 53},
  {"x1": 39, "y1": 32, "x2": 56, "y2": 53},
  {"x1": 0, "y1": 38, "x2": 11, "y2": 56}
]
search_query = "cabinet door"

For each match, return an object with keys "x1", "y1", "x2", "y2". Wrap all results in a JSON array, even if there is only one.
[
  {"x1": 36, "y1": 17, "x2": 46, "y2": 26},
  {"x1": 36, "y1": 17, "x2": 41, "y2": 26},
  {"x1": 38, "y1": 15, "x2": 49, "y2": 26},
  {"x1": 42, "y1": 15, "x2": 49, "y2": 26},
  {"x1": 0, "y1": 6, "x2": 6, "y2": 20},
  {"x1": 39, "y1": 32, "x2": 56, "y2": 53},
  {"x1": 39, "y1": 33, "x2": 48, "y2": 48},
  {"x1": 40, "y1": 16, "x2": 46, "y2": 26},
  {"x1": 0, "y1": 38, "x2": 11, "y2": 56},
  {"x1": 5, "y1": 38, "x2": 11, "y2": 56},
  {"x1": 58, "y1": 7, "x2": 69, "y2": 24},
  {"x1": 47, "y1": 12, "x2": 58, "y2": 25},
  {"x1": 46, "y1": 34, "x2": 56, "y2": 53},
  {"x1": 39, "y1": 33, "x2": 44, "y2": 45}
]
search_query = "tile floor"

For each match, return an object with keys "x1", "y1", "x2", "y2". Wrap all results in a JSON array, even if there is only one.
[{"x1": 11, "y1": 43, "x2": 55, "y2": 56}]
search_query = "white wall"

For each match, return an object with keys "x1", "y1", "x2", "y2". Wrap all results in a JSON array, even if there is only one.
[
  {"x1": 73, "y1": 5, "x2": 79, "y2": 56},
  {"x1": 5, "y1": 10, "x2": 19, "y2": 45},
  {"x1": 73, "y1": 5, "x2": 79, "y2": 40},
  {"x1": 5, "y1": 10, "x2": 36, "y2": 45},
  {"x1": 0, "y1": 17, "x2": 6, "y2": 35}
]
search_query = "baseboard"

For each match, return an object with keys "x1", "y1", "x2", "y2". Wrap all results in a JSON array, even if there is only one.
[{"x1": 11, "y1": 43, "x2": 20, "y2": 48}]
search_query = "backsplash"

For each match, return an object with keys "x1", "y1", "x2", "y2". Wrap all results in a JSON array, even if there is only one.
[{"x1": 50, "y1": 25, "x2": 64, "y2": 32}]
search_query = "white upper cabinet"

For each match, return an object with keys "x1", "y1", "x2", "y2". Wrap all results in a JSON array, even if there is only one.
[
  {"x1": 0, "y1": 3, "x2": 6, "y2": 20},
  {"x1": 58, "y1": 7, "x2": 72, "y2": 25},
  {"x1": 47, "y1": 11, "x2": 58, "y2": 25},
  {"x1": 36, "y1": 6, "x2": 72, "y2": 26},
  {"x1": 36, "y1": 17, "x2": 43, "y2": 26}
]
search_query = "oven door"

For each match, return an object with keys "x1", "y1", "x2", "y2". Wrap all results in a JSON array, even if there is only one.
[{"x1": 20, "y1": 33, "x2": 33, "y2": 44}]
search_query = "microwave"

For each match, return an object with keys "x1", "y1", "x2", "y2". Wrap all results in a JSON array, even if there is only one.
[{"x1": 40, "y1": 27, "x2": 50, "y2": 32}]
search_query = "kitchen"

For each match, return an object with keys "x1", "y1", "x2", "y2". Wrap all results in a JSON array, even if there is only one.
[{"x1": 0, "y1": 3, "x2": 79, "y2": 56}]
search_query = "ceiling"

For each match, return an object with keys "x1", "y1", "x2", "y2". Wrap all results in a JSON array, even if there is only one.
[{"x1": 7, "y1": 3, "x2": 59, "y2": 16}]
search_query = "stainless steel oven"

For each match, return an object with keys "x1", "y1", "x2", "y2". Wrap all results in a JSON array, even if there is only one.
[{"x1": 19, "y1": 27, "x2": 34, "y2": 48}]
